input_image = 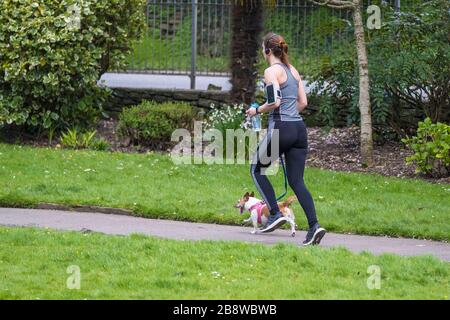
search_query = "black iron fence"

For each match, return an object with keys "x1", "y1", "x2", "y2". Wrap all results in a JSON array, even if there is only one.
[{"x1": 119, "y1": 0, "x2": 415, "y2": 88}]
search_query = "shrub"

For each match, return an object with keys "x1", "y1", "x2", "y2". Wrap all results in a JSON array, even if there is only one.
[
  {"x1": 117, "y1": 101, "x2": 197, "y2": 149},
  {"x1": 308, "y1": 56, "x2": 391, "y2": 129},
  {"x1": 204, "y1": 103, "x2": 246, "y2": 132},
  {"x1": 0, "y1": 0, "x2": 146, "y2": 133},
  {"x1": 204, "y1": 103, "x2": 260, "y2": 161},
  {"x1": 60, "y1": 128, "x2": 110, "y2": 151},
  {"x1": 402, "y1": 118, "x2": 450, "y2": 178}
]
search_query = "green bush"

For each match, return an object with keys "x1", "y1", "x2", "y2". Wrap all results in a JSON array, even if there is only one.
[
  {"x1": 402, "y1": 118, "x2": 450, "y2": 178},
  {"x1": 308, "y1": 56, "x2": 390, "y2": 129},
  {"x1": 117, "y1": 101, "x2": 197, "y2": 148},
  {"x1": 0, "y1": 0, "x2": 145, "y2": 133},
  {"x1": 204, "y1": 103, "x2": 263, "y2": 161},
  {"x1": 204, "y1": 103, "x2": 246, "y2": 133},
  {"x1": 60, "y1": 128, "x2": 110, "y2": 151}
]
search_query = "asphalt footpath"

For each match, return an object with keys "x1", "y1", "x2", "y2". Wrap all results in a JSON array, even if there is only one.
[{"x1": 0, "y1": 207, "x2": 448, "y2": 261}]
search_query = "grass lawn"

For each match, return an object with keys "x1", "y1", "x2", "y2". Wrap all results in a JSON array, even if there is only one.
[
  {"x1": 123, "y1": 33, "x2": 324, "y2": 76},
  {"x1": 0, "y1": 226, "x2": 448, "y2": 299},
  {"x1": 0, "y1": 143, "x2": 449, "y2": 241},
  {"x1": 126, "y1": 33, "x2": 229, "y2": 73}
]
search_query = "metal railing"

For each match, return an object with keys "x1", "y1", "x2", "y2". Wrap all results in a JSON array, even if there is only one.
[
  {"x1": 120, "y1": 0, "x2": 413, "y2": 88},
  {"x1": 123, "y1": 0, "x2": 233, "y2": 88}
]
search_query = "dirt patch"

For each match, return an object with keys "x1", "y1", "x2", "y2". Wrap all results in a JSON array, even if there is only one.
[
  {"x1": 307, "y1": 125, "x2": 450, "y2": 184},
  {"x1": 307, "y1": 125, "x2": 413, "y2": 178}
]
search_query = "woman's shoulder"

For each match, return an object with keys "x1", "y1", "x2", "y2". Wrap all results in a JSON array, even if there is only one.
[
  {"x1": 263, "y1": 65, "x2": 278, "y2": 78},
  {"x1": 264, "y1": 63, "x2": 301, "y2": 82},
  {"x1": 264, "y1": 63, "x2": 286, "y2": 78},
  {"x1": 287, "y1": 64, "x2": 302, "y2": 82},
  {"x1": 264, "y1": 64, "x2": 280, "y2": 72}
]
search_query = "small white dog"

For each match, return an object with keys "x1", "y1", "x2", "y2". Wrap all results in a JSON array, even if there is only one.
[{"x1": 235, "y1": 191, "x2": 297, "y2": 237}]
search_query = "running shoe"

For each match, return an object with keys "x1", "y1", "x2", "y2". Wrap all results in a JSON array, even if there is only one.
[
  {"x1": 259, "y1": 211, "x2": 287, "y2": 233},
  {"x1": 302, "y1": 223, "x2": 326, "y2": 246}
]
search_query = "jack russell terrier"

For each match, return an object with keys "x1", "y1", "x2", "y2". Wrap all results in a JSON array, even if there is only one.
[{"x1": 235, "y1": 192, "x2": 297, "y2": 236}]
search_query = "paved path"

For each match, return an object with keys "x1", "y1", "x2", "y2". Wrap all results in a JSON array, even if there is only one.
[
  {"x1": 99, "y1": 73, "x2": 315, "y2": 92},
  {"x1": 99, "y1": 73, "x2": 232, "y2": 90},
  {"x1": 1, "y1": 208, "x2": 449, "y2": 261}
]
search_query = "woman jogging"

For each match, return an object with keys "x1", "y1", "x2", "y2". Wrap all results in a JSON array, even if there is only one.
[{"x1": 246, "y1": 32, "x2": 326, "y2": 246}]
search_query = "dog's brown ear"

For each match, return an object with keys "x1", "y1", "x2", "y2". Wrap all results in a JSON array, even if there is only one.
[
  {"x1": 250, "y1": 191, "x2": 255, "y2": 197},
  {"x1": 244, "y1": 191, "x2": 249, "y2": 197}
]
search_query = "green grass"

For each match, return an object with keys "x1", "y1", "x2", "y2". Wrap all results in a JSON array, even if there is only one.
[
  {"x1": 0, "y1": 143, "x2": 449, "y2": 241},
  {"x1": 126, "y1": 33, "x2": 229, "y2": 73},
  {"x1": 124, "y1": 32, "x2": 332, "y2": 76},
  {"x1": 0, "y1": 226, "x2": 448, "y2": 299}
]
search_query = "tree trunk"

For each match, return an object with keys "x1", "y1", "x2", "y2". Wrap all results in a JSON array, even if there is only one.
[
  {"x1": 229, "y1": 1, "x2": 263, "y2": 104},
  {"x1": 353, "y1": 0, "x2": 373, "y2": 167}
]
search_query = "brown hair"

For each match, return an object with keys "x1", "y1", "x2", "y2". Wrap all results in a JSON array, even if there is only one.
[{"x1": 263, "y1": 32, "x2": 289, "y2": 66}]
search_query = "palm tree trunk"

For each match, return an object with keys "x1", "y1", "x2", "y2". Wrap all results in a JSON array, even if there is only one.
[{"x1": 229, "y1": 0, "x2": 264, "y2": 104}]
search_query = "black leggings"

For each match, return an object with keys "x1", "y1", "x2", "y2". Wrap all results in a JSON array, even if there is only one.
[{"x1": 250, "y1": 120, "x2": 318, "y2": 228}]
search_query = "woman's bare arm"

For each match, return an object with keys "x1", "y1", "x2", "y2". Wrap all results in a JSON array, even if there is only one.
[{"x1": 255, "y1": 67, "x2": 281, "y2": 113}]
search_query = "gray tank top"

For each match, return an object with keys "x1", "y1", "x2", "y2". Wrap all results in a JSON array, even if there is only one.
[{"x1": 267, "y1": 63, "x2": 303, "y2": 122}]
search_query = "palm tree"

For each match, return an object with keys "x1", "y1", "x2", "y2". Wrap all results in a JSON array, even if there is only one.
[{"x1": 229, "y1": 0, "x2": 264, "y2": 104}]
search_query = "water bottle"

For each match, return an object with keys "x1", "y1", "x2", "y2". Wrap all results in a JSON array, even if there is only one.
[{"x1": 250, "y1": 102, "x2": 261, "y2": 132}]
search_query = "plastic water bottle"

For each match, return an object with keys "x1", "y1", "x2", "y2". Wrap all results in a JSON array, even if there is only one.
[{"x1": 250, "y1": 102, "x2": 261, "y2": 132}]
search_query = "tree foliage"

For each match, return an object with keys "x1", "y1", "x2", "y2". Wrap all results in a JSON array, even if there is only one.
[
  {"x1": 309, "y1": 0, "x2": 449, "y2": 138},
  {"x1": 370, "y1": 0, "x2": 450, "y2": 124}
]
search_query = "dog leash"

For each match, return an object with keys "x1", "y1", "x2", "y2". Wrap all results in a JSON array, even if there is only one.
[{"x1": 247, "y1": 102, "x2": 288, "y2": 202}]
